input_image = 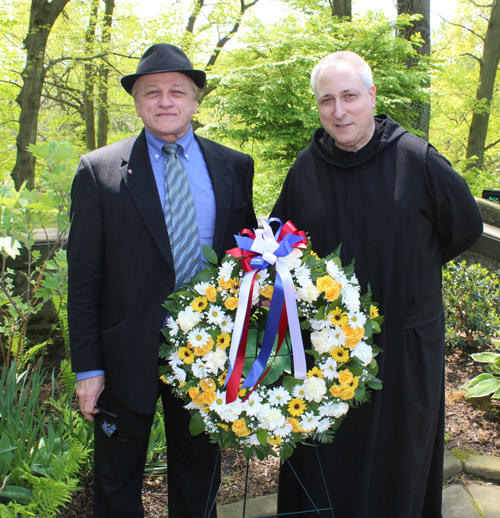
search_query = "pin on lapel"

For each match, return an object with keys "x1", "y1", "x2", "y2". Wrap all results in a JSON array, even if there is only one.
[{"x1": 128, "y1": 169, "x2": 132, "y2": 174}]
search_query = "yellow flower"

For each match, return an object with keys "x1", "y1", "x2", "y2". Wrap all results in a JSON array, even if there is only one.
[
  {"x1": 179, "y1": 347, "x2": 195, "y2": 364},
  {"x1": 260, "y1": 285, "x2": 274, "y2": 299},
  {"x1": 219, "y1": 278, "x2": 234, "y2": 290},
  {"x1": 191, "y1": 296, "x2": 208, "y2": 312},
  {"x1": 160, "y1": 375, "x2": 169, "y2": 385},
  {"x1": 344, "y1": 325, "x2": 364, "y2": 349},
  {"x1": 307, "y1": 367, "x2": 324, "y2": 379},
  {"x1": 193, "y1": 391, "x2": 217, "y2": 406},
  {"x1": 268, "y1": 435, "x2": 282, "y2": 446},
  {"x1": 287, "y1": 417, "x2": 302, "y2": 433},
  {"x1": 288, "y1": 398, "x2": 307, "y2": 417},
  {"x1": 316, "y1": 275, "x2": 335, "y2": 293},
  {"x1": 188, "y1": 387, "x2": 200, "y2": 400},
  {"x1": 225, "y1": 297, "x2": 239, "y2": 311},
  {"x1": 232, "y1": 419, "x2": 251, "y2": 438},
  {"x1": 205, "y1": 286, "x2": 217, "y2": 302},
  {"x1": 191, "y1": 337, "x2": 214, "y2": 357},
  {"x1": 329, "y1": 307, "x2": 348, "y2": 327},
  {"x1": 217, "y1": 423, "x2": 229, "y2": 431},
  {"x1": 331, "y1": 347, "x2": 349, "y2": 363},
  {"x1": 325, "y1": 282, "x2": 342, "y2": 302},
  {"x1": 340, "y1": 387, "x2": 355, "y2": 401},
  {"x1": 238, "y1": 388, "x2": 247, "y2": 398},
  {"x1": 338, "y1": 369, "x2": 354, "y2": 387},
  {"x1": 330, "y1": 385, "x2": 342, "y2": 398},
  {"x1": 216, "y1": 333, "x2": 231, "y2": 350},
  {"x1": 218, "y1": 371, "x2": 227, "y2": 386},
  {"x1": 200, "y1": 379, "x2": 216, "y2": 393},
  {"x1": 370, "y1": 305, "x2": 379, "y2": 319}
]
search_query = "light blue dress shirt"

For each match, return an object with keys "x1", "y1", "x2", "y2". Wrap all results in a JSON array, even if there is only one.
[{"x1": 76, "y1": 125, "x2": 217, "y2": 382}]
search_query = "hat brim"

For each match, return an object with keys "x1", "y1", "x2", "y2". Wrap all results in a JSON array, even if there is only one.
[{"x1": 121, "y1": 69, "x2": 206, "y2": 95}]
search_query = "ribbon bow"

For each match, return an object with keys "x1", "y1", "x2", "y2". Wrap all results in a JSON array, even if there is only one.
[{"x1": 224, "y1": 218, "x2": 308, "y2": 403}]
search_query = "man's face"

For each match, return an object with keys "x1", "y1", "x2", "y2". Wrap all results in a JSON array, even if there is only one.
[
  {"x1": 134, "y1": 72, "x2": 198, "y2": 142},
  {"x1": 315, "y1": 62, "x2": 376, "y2": 153}
]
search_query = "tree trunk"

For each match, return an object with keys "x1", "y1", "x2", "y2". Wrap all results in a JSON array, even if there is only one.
[
  {"x1": 11, "y1": 0, "x2": 71, "y2": 190},
  {"x1": 97, "y1": 0, "x2": 114, "y2": 149},
  {"x1": 397, "y1": 0, "x2": 430, "y2": 139},
  {"x1": 465, "y1": 0, "x2": 500, "y2": 170},
  {"x1": 328, "y1": 0, "x2": 351, "y2": 19},
  {"x1": 83, "y1": 0, "x2": 99, "y2": 151}
]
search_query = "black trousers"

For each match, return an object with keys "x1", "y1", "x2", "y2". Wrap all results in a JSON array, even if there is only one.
[{"x1": 92, "y1": 381, "x2": 221, "y2": 518}]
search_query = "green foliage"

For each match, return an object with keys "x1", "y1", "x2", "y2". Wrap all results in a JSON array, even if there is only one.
[
  {"x1": 443, "y1": 261, "x2": 500, "y2": 349},
  {"x1": 0, "y1": 142, "x2": 75, "y2": 368},
  {"x1": 0, "y1": 363, "x2": 91, "y2": 514},
  {"x1": 461, "y1": 344, "x2": 500, "y2": 400},
  {"x1": 203, "y1": 12, "x2": 430, "y2": 165}
]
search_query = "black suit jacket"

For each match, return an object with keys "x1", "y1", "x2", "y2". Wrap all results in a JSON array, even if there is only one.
[{"x1": 67, "y1": 129, "x2": 257, "y2": 415}]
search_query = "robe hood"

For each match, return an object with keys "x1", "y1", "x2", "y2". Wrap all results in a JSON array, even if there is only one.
[{"x1": 310, "y1": 114, "x2": 408, "y2": 169}]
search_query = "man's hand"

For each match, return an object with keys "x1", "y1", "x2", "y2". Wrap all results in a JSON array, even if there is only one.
[{"x1": 76, "y1": 375, "x2": 105, "y2": 421}]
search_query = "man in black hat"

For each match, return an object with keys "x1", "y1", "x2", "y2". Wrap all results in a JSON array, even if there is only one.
[{"x1": 67, "y1": 43, "x2": 257, "y2": 517}]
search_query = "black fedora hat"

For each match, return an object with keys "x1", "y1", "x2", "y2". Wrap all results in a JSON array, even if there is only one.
[{"x1": 121, "y1": 43, "x2": 206, "y2": 95}]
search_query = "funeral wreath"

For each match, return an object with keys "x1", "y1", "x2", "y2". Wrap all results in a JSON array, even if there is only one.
[{"x1": 159, "y1": 219, "x2": 383, "y2": 460}]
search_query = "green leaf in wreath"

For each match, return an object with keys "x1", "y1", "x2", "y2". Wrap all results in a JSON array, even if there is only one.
[
  {"x1": 257, "y1": 428, "x2": 268, "y2": 447},
  {"x1": 367, "y1": 377, "x2": 383, "y2": 390},
  {"x1": 202, "y1": 245, "x2": 219, "y2": 265},
  {"x1": 189, "y1": 412, "x2": 206, "y2": 436}
]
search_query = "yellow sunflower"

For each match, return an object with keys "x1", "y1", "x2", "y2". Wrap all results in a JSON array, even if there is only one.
[
  {"x1": 331, "y1": 346, "x2": 350, "y2": 363},
  {"x1": 216, "y1": 333, "x2": 231, "y2": 350},
  {"x1": 329, "y1": 307, "x2": 348, "y2": 327},
  {"x1": 307, "y1": 366, "x2": 324, "y2": 379},
  {"x1": 191, "y1": 296, "x2": 208, "y2": 312},
  {"x1": 178, "y1": 347, "x2": 195, "y2": 364},
  {"x1": 288, "y1": 398, "x2": 307, "y2": 417},
  {"x1": 370, "y1": 305, "x2": 379, "y2": 319}
]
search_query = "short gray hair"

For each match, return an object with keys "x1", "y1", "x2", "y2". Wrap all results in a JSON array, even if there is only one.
[{"x1": 310, "y1": 51, "x2": 373, "y2": 96}]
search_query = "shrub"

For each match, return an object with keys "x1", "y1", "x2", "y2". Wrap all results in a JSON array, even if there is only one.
[{"x1": 442, "y1": 261, "x2": 500, "y2": 349}]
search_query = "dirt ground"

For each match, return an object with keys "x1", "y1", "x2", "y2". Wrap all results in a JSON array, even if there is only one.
[{"x1": 55, "y1": 346, "x2": 500, "y2": 518}]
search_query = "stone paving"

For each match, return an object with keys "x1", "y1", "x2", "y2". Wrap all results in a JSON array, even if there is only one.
[{"x1": 219, "y1": 452, "x2": 500, "y2": 518}]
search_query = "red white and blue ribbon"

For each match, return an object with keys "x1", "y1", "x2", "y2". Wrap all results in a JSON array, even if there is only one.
[{"x1": 224, "y1": 218, "x2": 308, "y2": 403}]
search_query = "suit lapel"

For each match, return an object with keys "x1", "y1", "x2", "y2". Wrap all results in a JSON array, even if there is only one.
[
  {"x1": 119, "y1": 130, "x2": 174, "y2": 270},
  {"x1": 196, "y1": 135, "x2": 234, "y2": 259}
]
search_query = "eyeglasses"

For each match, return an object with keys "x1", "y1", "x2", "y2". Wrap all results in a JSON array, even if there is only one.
[{"x1": 94, "y1": 406, "x2": 133, "y2": 443}]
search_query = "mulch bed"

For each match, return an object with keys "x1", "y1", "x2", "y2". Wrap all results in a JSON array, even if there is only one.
[{"x1": 55, "y1": 345, "x2": 500, "y2": 517}]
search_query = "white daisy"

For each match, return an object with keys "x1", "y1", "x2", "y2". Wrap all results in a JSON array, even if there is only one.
[
  {"x1": 187, "y1": 328, "x2": 211, "y2": 348},
  {"x1": 207, "y1": 305, "x2": 225, "y2": 325},
  {"x1": 194, "y1": 281, "x2": 210, "y2": 296},
  {"x1": 268, "y1": 387, "x2": 292, "y2": 406},
  {"x1": 319, "y1": 402, "x2": 349, "y2": 418},
  {"x1": 191, "y1": 358, "x2": 209, "y2": 379},
  {"x1": 166, "y1": 315, "x2": 179, "y2": 336},
  {"x1": 348, "y1": 310, "x2": 367, "y2": 329},
  {"x1": 300, "y1": 412, "x2": 321, "y2": 432},
  {"x1": 292, "y1": 384, "x2": 307, "y2": 399},
  {"x1": 219, "y1": 314, "x2": 234, "y2": 334},
  {"x1": 218, "y1": 260, "x2": 236, "y2": 282},
  {"x1": 319, "y1": 357, "x2": 339, "y2": 380}
]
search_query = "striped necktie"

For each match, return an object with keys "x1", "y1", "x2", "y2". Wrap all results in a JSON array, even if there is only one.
[{"x1": 163, "y1": 142, "x2": 201, "y2": 286}]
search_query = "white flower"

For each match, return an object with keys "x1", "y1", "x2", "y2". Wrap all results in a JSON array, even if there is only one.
[
  {"x1": 255, "y1": 269, "x2": 270, "y2": 283},
  {"x1": 268, "y1": 387, "x2": 292, "y2": 406},
  {"x1": 207, "y1": 305, "x2": 225, "y2": 325},
  {"x1": 177, "y1": 306, "x2": 202, "y2": 333},
  {"x1": 185, "y1": 401, "x2": 203, "y2": 410},
  {"x1": 191, "y1": 358, "x2": 209, "y2": 379},
  {"x1": 300, "y1": 412, "x2": 321, "y2": 432},
  {"x1": 194, "y1": 281, "x2": 210, "y2": 295},
  {"x1": 342, "y1": 284, "x2": 361, "y2": 312},
  {"x1": 319, "y1": 357, "x2": 339, "y2": 380},
  {"x1": 218, "y1": 260, "x2": 236, "y2": 282},
  {"x1": 330, "y1": 326, "x2": 347, "y2": 347},
  {"x1": 204, "y1": 347, "x2": 227, "y2": 373},
  {"x1": 293, "y1": 265, "x2": 312, "y2": 287},
  {"x1": 303, "y1": 377, "x2": 326, "y2": 403},
  {"x1": 209, "y1": 390, "x2": 227, "y2": 412},
  {"x1": 171, "y1": 363, "x2": 187, "y2": 383},
  {"x1": 315, "y1": 418, "x2": 332, "y2": 433},
  {"x1": 311, "y1": 328, "x2": 333, "y2": 354},
  {"x1": 244, "y1": 434, "x2": 261, "y2": 447},
  {"x1": 292, "y1": 384, "x2": 307, "y2": 399},
  {"x1": 274, "y1": 420, "x2": 293, "y2": 437},
  {"x1": 319, "y1": 402, "x2": 349, "y2": 418},
  {"x1": 325, "y1": 260, "x2": 342, "y2": 279},
  {"x1": 310, "y1": 318, "x2": 332, "y2": 331},
  {"x1": 282, "y1": 248, "x2": 303, "y2": 270},
  {"x1": 296, "y1": 283, "x2": 320, "y2": 303},
  {"x1": 216, "y1": 400, "x2": 244, "y2": 422},
  {"x1": 260, "y1": 405, "x2": 286, "y2": 431},
  {"x1": 187, "y1": 328, "x2": 210, "y2": 347},
  {"x1": 348, "y1": 310, "x2": 367, "y2": 329},
  {"x1": 244, "y1": 392, "x2": 264, "y2": 417},
  {"x1": 219, "y1": 314, "x2": 234, "y2": 334},
  {"x1": 166, "y1": 315, "x2": 179, "y2": 336},
  {"x1": 351, "y1": 341, "x2": 373, "y2": 366}
]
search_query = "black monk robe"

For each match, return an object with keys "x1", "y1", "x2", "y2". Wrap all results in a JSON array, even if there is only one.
[{"x1": 271, "y1": 115, "x2": 483, "y2": 518}]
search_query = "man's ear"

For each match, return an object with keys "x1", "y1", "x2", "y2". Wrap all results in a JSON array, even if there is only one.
[{"x1": 369, "y1": 85, "x2": 376, "y2": 109}]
